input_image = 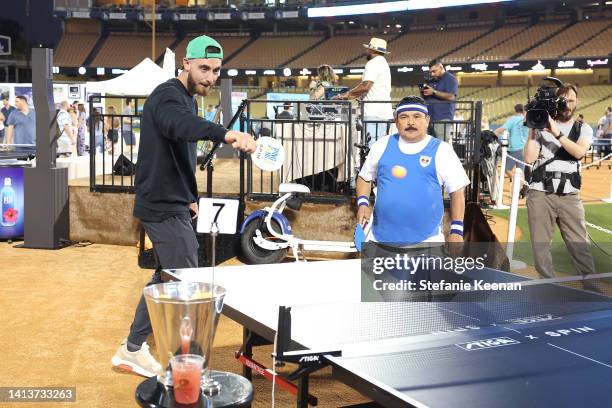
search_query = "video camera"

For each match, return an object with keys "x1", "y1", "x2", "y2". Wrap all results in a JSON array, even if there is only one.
[{"x1": 524, "y1": 76, "x2": 568, "y2": 129}]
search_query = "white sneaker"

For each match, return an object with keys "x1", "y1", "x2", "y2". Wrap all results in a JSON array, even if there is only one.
[{"x1": 111, "y1": 339, "x2": 162, "y2": 378}]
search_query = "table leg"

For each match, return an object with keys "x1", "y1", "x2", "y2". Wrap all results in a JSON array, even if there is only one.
[
  {"x1": 242, "y1": 327, "x2": 253, "y2": 381},
  {"x1": 297, "y1": 374, "x2": 310, "y2": 408}
]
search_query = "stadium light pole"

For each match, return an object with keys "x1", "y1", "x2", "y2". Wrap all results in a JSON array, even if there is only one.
[{"x1": 151, "y1": 0, "x2": 156, "y2": 61}]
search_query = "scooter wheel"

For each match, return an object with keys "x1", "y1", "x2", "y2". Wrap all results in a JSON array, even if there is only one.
[{"x1": 240, "y1": 217, "x2": 288, "y2": 264}]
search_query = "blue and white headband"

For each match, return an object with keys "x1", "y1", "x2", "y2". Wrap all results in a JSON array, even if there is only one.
[{"x1": 394, "y1": 102, "x2": 428, "y2": 117}]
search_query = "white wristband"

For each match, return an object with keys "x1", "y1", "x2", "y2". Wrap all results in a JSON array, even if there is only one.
[
  {"x1": 450, "y1": 225, "x2": 464, "y2": 233},
  {"x1": 357, "y1": 197, "x2": 370, "y2": 207}
]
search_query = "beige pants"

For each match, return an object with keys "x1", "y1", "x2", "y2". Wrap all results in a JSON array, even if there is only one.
[{"x1": 526, "y1": 190, "x2": 595, "y2": 278}]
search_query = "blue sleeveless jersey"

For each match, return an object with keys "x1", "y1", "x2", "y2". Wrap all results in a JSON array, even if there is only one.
[{"x1": 373, "y1": 134, "x2": 443, "y2": 245}]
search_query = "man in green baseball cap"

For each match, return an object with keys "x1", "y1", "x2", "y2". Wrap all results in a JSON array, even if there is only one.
[
  {"x1": 112, "y1": 35, "x2": 256, "y2": 378},
  {"x1": 186, "y1": 35, "x2": 224, "y2": 60},
  {"x1": 181, "y1": 35, "x2": 226, "y2": 97}
]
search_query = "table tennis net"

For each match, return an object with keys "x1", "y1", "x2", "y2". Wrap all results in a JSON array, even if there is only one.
[{"x1": 284, "y1": 272, "x2": 612, "y2": 353}]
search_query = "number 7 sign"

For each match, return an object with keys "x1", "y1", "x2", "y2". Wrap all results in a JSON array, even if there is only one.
[{"x1": 196, "y1": 198, "x2": 240, "y2": 235}]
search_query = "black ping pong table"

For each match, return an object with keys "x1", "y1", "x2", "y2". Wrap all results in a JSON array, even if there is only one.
[{"x1": 162, "y1": 259, "x2": 612, "y2": 408}]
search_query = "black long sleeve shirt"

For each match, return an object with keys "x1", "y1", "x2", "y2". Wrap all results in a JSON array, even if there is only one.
[{"x1": 133, "y1": 78, "x2": 227, "y2": 221}]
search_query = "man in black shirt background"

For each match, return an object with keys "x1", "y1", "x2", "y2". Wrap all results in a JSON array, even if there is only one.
[{"x1": 112, "y1": 35, "x2": 256, "y2": 377}]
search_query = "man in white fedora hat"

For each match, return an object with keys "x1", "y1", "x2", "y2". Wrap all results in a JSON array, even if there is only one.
[{"x1": 336, "y1": 37, "x2": 393, "y2": 145}]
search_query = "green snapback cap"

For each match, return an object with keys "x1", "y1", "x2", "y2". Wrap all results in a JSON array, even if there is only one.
[{"x1": 186, "y1": 35, "x2": 224, "y2": 60}]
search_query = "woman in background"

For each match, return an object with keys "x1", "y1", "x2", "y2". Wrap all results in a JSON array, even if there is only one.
[
  {"x1": 0, "y1": 112, "x2": 5, "y2": 143},
  {"x1": 66, "y1": 105, "x2": 78, "y2": 156},
  {"x1": 309, "y1": 64, "x2": 338, "y2": 100},
  {"x1": 89, "y1": 109, "x2": 105, "y2": 154},
  {"x1": 76, "y1": 104, "x2": 88, "y2": 156},
  {"x1": 104, "y1": 105, "x2": 121, "y2": 152}
]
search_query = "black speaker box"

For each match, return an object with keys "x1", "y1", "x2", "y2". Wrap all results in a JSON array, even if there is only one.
[
  {"x1": 113, "y1": 154, "x2": 136, "y2": 176},
  {"x1": 137, "y1": 222, "x2": 242, "y2": 270}
]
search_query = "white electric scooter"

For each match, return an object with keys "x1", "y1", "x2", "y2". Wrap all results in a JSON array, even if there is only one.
[
  {"x1": 240, "y1": 131, "x2": 373, "y2": 264},
  {"x1": 239, "y1": 182, "x2": 373, "y2": 264}
]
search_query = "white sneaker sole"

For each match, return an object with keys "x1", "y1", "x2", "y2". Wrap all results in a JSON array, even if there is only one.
[{"x1": 111, "y1": 356, "x2": 157, "y2": 378}]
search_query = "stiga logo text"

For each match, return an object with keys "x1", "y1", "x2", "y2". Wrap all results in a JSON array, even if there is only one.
[{"x1": 455, "y1": 337, "x2": 520, "y2": 351}]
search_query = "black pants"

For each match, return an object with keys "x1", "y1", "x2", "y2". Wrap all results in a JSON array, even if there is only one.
[{"x1": 127, "y1": 214, "x2": 199, "y2": 346}]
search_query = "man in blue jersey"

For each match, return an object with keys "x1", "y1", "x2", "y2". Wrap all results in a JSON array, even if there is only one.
[
  {"x1": 356, "y1": 96, "x2": 469, "y2": 248},
  {"x1": 356, "y1": 96, "x2": 470, "y2": 300}
]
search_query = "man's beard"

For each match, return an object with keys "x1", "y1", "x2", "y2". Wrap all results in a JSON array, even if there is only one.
[
  {"x1": 555, "y1": 106, "x2": 576, "y2": 123},
  {"x1": 366, "y1": 54, "x2": 374, "y2": 61},
  {"x1": 187, "y1": 73, "x2": 209, "y2": 97}
]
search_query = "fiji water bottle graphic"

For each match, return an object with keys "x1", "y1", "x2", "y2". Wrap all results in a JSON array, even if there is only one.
[{"x1": 1, "y1": 177, "x2": 18, "y2": 227}]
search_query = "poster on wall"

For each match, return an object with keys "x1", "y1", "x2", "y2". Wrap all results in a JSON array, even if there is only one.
[
  {"x1": 86, "y1": 92, "x2": 101, "y2": 104},
  {"x1": 0, "y1": 35, "x2": 11, "y2": 56},
  {"x1": 0, "y1": 166, "x2": 25, "y2": 240},
  {"x1": 14, "y1": 86, "x2": 33, "y2": 108},
  {"x1": 68, "y1": 85, "x2": 81, "y2": 100},
  {"x1": 53, "y1": 85, "x2": 67, "y2": 103},
  {"x1": 0, "y1": 85, "x2": 10, "y2": 101},
  {"x1": 265, "y1": 92, "x2": 309, "y2": 120}
]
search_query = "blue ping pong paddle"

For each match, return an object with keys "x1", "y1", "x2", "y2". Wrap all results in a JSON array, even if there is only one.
[{"x1": 354, "y1": 223, "x2": 366, "y2": 252}]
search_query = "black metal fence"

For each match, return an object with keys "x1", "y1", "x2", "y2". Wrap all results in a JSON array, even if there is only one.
[
  {"x1": 88, "y1": 95, "x2": 143, "y2": 193},
  {"x1": 241, "y1": 99, "x2": 482, "y2": 203},
  {"x1": 243, "y1": 99, "x2": 354, "y2": 202},
  {"x1": 87, "y1": 95, "x2": 483, "y2": 204},
  {"x1": 585, "y1": 137, "x2": 612, "y2": 168}
]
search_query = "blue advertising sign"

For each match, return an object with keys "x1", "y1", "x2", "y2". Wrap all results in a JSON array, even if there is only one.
[
  {"x1": 0, "y1": 166, "x2": 25, "y2": 239},
  {"x1": 265, "y1": 92, "x2": 310, "y2": 120}
]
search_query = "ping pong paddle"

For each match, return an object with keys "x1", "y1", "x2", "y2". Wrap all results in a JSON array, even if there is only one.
[
  {"x1": 354, "y1": 223, "x2": 367, "y2": 252},
  {"x1": 251, "y1": 136, "x2": 285, "y2": 172}
]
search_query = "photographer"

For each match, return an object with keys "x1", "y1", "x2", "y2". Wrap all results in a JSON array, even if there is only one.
[
  {"x1": 523, "y1": 82, "x2": 596, "y2": 280},
  {"x1": 420, "y1": 59, "x2": 458, "y2": 143}
]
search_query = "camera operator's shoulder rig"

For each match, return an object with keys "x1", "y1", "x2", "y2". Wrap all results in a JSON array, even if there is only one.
[{"x1": 529, "y1": 120, "x2": 582, "y2": 194}]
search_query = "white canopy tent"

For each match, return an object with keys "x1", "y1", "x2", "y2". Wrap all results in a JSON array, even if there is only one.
[
  {"x1": 86, "y1": 53, "x2": 174, "y2": 96},
  {"x1": 162, "y1": 47, "x2": 177, "y2": 78}
]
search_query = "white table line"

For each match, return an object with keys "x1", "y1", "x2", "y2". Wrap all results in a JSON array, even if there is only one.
[
  {"x1": 434, "y1": 305, "x2": 481, "y2": 322},
  {"x1": 547, "y1": 343, "x2": 612, "y2": 368},
  {"x1": 502, "y1": 326, "x2": 522, "y2": 334}
]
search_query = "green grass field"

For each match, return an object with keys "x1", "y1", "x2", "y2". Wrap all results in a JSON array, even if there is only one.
[{"x1": 490, "y1": 203, "x2": 612, "y2": 274}]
